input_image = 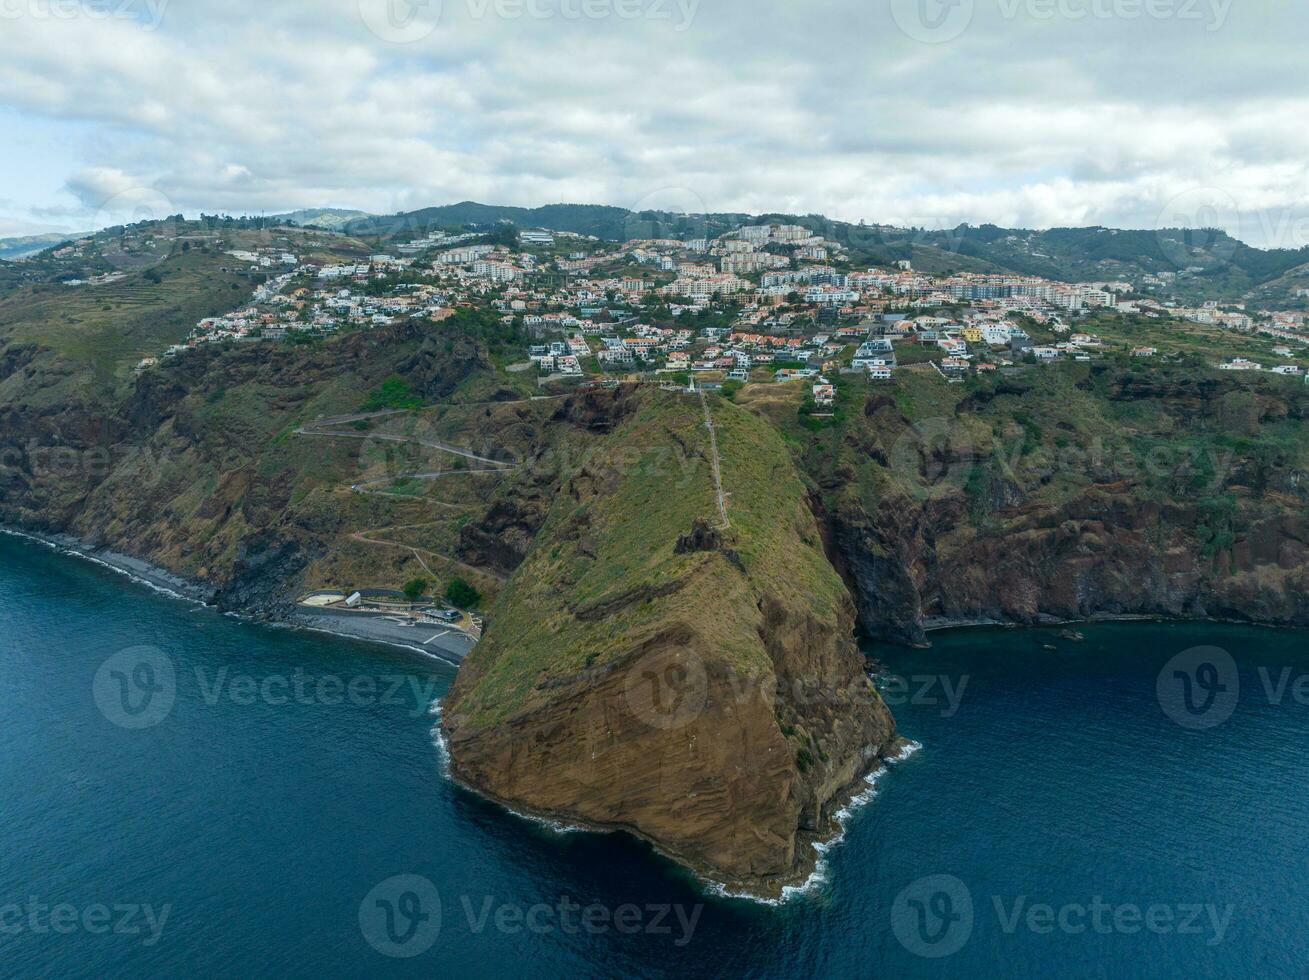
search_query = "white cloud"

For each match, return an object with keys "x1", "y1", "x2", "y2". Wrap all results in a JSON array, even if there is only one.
[{"x1": 0, "y1": 0, "x2": 1306, "y2": 246}]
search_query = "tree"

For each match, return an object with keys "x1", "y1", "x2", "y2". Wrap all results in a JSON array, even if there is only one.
[
  {"x1": 445, "y1": 578, "x2": 482, "y2": 609},
  {"x1": 402, "y1": 578, "x2": 428, "y2": 602},
  {"x1": 487, "y1": 224, "x2": 519, "y2": 249},
  {"x1": 360, "y1": 376, "x2": 422, "y2": 411}
]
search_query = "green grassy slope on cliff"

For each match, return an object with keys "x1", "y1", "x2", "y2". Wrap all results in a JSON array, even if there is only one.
[
  {"x1": 448, "y1": 390, "x2": 850, "y2": 731},
  {"x1": 441, "y1": 388, "x2": 898, "y2": 894}
]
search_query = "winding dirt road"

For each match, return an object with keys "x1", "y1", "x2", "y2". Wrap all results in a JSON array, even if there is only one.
[{"x1": 293, "y1": 409, "x2": 512, "y2": 600}]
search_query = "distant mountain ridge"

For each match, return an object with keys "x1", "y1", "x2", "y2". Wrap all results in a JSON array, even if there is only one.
[
  {"x1": 0, "y1": 232, "x2": 88, "y2": 262},
  {"x1": 10, "y1": 200, "x2": 1309, "y2": 303},
  {"x1": 342, "y1": 201, "x2": 713, "y2": 241}
]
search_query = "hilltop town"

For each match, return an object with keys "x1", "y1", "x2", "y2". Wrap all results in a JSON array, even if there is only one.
[{"x1": 138, "y1": 219, "x2": 1309, "y2": 402}]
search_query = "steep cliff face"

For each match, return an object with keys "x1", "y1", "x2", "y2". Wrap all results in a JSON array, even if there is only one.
[
  {"x1": 442, "y1": 392, "x2": 899, "y2": 896},
  {"x1": 806, "y1": 363, "x2": 1309, "y2": 645},
  {"x1": 0, "y1": 323, "x2": 489, "y2": 608}
]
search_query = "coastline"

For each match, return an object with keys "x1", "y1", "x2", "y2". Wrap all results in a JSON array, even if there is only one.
[
  {"x1": 0, "y1": 524, "x2": 471, "y2": 665},
  {"x1": 7, "y1": 521, "x2": 1298, "y2": 664},
  {"x1": 0, "y1": 526, "x2": 215, "y2": 604},
  {"x1": 699, "y1": 736, "x2": 922, "y2": 905},
  {"x1": 441, "y1": 729, "x2": 920, "y2": 906},
  {"x1": 921, "y1": 612, "x2": 1161, "y2": 632},
  {"x1": 18, "y1": 519, "x2": 1306, "y2": 906},
  {"x1": 292, "y1": 609, "x2": 472, "y2": 668},
  {"x1": 917, "y1": 609, "x2": 1309, "y2": 637}
]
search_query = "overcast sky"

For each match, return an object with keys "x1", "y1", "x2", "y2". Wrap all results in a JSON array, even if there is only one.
[{"x1": 1, "y1": 0, "x2": 1305, "y2": 246}]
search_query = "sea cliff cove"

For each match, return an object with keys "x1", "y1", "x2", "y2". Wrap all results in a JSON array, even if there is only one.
[{"x1": 6, "y1": 537, "x2": 1309, "y2": 976}]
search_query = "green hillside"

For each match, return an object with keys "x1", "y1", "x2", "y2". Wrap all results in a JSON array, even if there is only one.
[{"x1": 447, "y1": 391, "x2": 849, "y2": 730}]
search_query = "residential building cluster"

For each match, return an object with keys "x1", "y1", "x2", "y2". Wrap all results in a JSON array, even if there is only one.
[{"x1": 141, "y1": 222, "x2": 1309, "y2": 390}]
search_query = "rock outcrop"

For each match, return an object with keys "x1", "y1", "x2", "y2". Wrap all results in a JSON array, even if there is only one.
[{"x1": 442, "y1": 392, "x2": 899, "y2": 897}]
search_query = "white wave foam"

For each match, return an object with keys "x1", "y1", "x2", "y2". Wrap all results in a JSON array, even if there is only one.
[
  {"x1": 431, "y1": 700, "x2": 587, "y2": 834},
  {"x1": 704, "y1": 880, "x2": 789, "y2": 907},
  {"x1": 505, "y1": 807, "x2": 588, "y2": 836},
  {"x1": 706, "y1": 740, "x2": 923, "y2": 906},
  {"x1": 0, "y1": 527, "x2": 56, "y2": 550},
  {"x1": 1, "y1": 528, "x2": 203, "y2": 606},
  {"x1": 429, "y1": 700, "x2": 451, "y2": 776},
  {"x1": 886, "y1": 739, "x2": 923, "y2": 764},
  {"x1": 60, "y1": 552, "x2": 190, "y2": 602}
]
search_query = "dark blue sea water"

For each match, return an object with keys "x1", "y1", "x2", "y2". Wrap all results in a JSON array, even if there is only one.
[{"x1": 3, "y1": 532, "x2": 1308, "y2": 978}]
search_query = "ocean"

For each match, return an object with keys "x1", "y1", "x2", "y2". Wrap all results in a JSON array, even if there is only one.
[{"x1": 2, "y1": 532, "x2": 1307, "y2": 978}]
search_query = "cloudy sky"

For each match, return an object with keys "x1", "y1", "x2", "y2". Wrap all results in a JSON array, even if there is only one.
[{"x1": 1, "y1": 0, "x2": 1306, "y2": 246}]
